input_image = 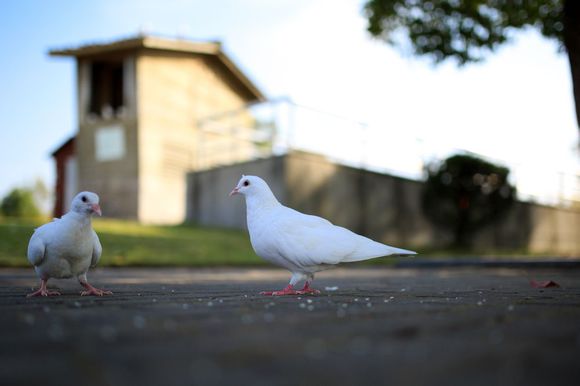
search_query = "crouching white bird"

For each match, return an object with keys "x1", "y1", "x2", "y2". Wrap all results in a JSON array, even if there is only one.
[
  {"x1": 230, "y1": 175, "x2": 416, "y2": 295},
  {"x1": 26, "y1": 191, "x2": 112, "y2": 297}
]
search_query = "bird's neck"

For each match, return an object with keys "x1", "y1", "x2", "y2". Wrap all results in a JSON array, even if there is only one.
[
  {"x1": 62, "y1": 211, "x2": 92, "y2": 228},
  {"x1": 245, "y1": 189, "x2": 280, "y2": 214}
]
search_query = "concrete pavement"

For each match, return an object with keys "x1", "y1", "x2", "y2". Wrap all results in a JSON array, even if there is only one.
[{"x1": 1, "y1": 266, "x2": 579, "y2": 386}]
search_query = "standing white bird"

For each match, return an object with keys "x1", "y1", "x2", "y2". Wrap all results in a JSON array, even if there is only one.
[
  {"x1": 230, "y1": 175, "x2": 416, "y2": 295},
  {"x1": 26, "y1": 191, "x2": 112, "y2": 297}
]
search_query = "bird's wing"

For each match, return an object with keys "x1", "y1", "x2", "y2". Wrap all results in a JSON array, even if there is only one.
[
  {"x1": 27, "y1": 228, "x2": 47, "y2": 267},
  {"x1": 268, "y1": 207, "x2": 361, "y2": 267},
  {"x1": 90, "y1": 230, "x2": 102, "y2": 267},
  {"x1": 269, "y1": 206, "x2": 415, "y2": 267}
]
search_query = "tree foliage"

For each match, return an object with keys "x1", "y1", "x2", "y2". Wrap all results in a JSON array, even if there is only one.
[
  {"x1": 364, "y1": 0, "x2": 564, "y2": 65},
  {"x1": 0, "y1": 188, "x2": 41, "y2": 218},
  {"x1": 422, "y1": 154, "x2": 516, "y2": 247},
  {"x1": 363, "y1": 1, "x2": 580, "y2": 130}
]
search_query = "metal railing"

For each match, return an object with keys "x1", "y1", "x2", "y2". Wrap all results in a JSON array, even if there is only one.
[{"x1": 196, "y1": 98, "x2": 580, "y2": 208}]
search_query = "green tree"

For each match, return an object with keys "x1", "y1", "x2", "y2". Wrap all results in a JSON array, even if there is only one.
[
  {"x1": 0, "y1": 188, "x2": 41, "y2": 218},
  {"x1": 32, "y1": 178, "x2": 50, "y2": 215},
  {"x1": 363, "y1": 0, "x2": 580, "y2": 130},
  {"x1": 421, "y1": 154, "x2": 516, "y2": 248}
]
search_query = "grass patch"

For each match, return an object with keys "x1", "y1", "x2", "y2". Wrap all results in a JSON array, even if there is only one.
[
  {"x1": 0, "y1": 217, "x2": 262, "y2": 267},
  {"x1": 0, "y1": 217, "x2": 554, "y2": 268}
]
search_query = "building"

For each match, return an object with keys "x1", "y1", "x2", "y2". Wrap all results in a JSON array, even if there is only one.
[
  {"x1": 49, "y1": 35, "x2": 579, "y2": 255},
  {"x1": 50, "y1": 35, "x2": 265, "y2": 223},
  {"x1": 51, "y1": 136, "x2": 76, "y2": 218}
]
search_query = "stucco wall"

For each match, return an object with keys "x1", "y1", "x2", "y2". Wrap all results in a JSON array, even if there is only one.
[
  {"x1": 186, "y1": 152, "x2": 580, "y2": 256},
  {"x1": 136, "y1": 50, "x2": 255, "y2": 224},
  {"x1": 76, "y1": 56, "x2": 140, "y2": 220}
]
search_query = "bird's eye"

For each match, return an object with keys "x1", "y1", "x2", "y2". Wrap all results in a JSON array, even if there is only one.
[
  {"x1": 243, "y1": 180, "x2": 250, "y2": 187},
  {"x1": 81, "y1": 195, "x2": 87, "y2": 203}
]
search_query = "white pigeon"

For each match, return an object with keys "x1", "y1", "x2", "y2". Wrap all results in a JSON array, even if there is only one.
[
  {"x1": 26, "y1": 191, "x2": 112, "y2": 297},
  {"x1": 230, "y1": 175, "x2": 416, "y2": 295}
]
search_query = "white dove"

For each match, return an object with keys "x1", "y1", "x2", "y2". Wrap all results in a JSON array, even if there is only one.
[
  {"x1": 26, "y1": 191, "x2": 112, "y2": 297},
  {"x1": 229, "y1": 175, "x2": 416, "y2": 295}
]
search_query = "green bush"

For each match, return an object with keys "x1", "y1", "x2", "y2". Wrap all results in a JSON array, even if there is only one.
[
  {"x1": 422, "y1": 154, "x2": 516, "y2": 248},
  {"x1": 0, "y1": 188, "x2": 41, "y2": 218}
]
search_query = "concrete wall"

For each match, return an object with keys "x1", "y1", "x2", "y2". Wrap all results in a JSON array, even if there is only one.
[
  {"x1": 283, "y1": 152, "x2": 443, "y2": 248},
  {"x1": 186, "y1": 151, "x2": 580, "y2": 256},
  {"x1": 516, "y1": 203, "x2": 579, "y2": 255},
  {"x1": 187, "y1": 155, "x2": 287, "y2": 228}
]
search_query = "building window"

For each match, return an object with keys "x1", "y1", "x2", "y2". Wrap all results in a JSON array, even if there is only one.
[
  {"x1": 95, "y1": 125, "x2": 125, "y2": 161},
  {"x1": 89, "y1": 60, "x2": 124, "y2": 118}
]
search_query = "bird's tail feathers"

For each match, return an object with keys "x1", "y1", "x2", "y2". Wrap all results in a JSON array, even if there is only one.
[
  {"x1": 387, "y1": 246, "x2": 417, "y2": 256},
  {"x1": 342, "y1": 243, "x2": 416, "y2": 263}
]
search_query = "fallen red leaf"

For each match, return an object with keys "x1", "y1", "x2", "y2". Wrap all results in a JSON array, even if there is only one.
[{"x1": 530, "y1": 280, "x2": 560, "y2": 288}]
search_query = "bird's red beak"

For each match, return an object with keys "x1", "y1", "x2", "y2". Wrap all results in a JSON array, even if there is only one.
[
  {"x1": 229, "y1": 187, "x2": 240, "y2": 197},
  {"x1": 92, "y1": 204, "x2": 102, "y2": 216}
]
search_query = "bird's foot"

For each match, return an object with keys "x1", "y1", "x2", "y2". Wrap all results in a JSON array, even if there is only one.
[
  {"x1": 80, "y1": 283, "x2": 112, "y2": 296},
  {"x1": 295, "y1": 282, "x2": 320, "y2": 295},
  {"x1": 26, "y1": 288, "x2": 61, "y2": 297},
  {"x1": 260, "y1": 285, "x2": 299, "y2": 296},
  {"x1": 296, "y1": 288, "x2": 321, "y2": 295},
  {"x1": 81, "y1": 287, "x2": 113, "y2": 296},
  {"x1": 262, "y1": 289, "x2": 299, "y2": 296}
]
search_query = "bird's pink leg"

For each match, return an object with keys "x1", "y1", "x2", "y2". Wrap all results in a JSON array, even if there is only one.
[
  {"x1": 296, "y1": 281, "x2": 320, "y2": 295},
  {"x1": 26, "y1": 279, "x2": 61, "y2": 297},
  {"x1": 80, "y1": 281, "x2": 112, "y2": 296},
  {"x1": 260, "y1": 284, "x2": 299, "y2": 296}
]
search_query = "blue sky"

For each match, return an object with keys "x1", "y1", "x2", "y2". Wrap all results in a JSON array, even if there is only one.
[{"x1": 0, "y1": 0, "x2": 578, "y2": 205}]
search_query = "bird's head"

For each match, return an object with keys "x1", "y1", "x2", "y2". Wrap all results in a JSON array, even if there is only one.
[
  {"x1": 71, "y1": 191, "x2": 102, "y2": 216},
  {"x1": 229, "y1": 175, "x2": 270, "y2": 198}
]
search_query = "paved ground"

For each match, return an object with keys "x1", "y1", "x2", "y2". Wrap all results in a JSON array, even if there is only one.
[{"x1": 1, "y1": 266, "x2": 579, "y2": 386}]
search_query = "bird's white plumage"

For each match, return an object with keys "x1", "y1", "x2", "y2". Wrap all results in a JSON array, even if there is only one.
[
  {"x1": 231, "y1": 175, "x2": 416, "y2": 289},
  {"x1": 27, "y1": 192, "x2": 102, "y2": 281}
]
